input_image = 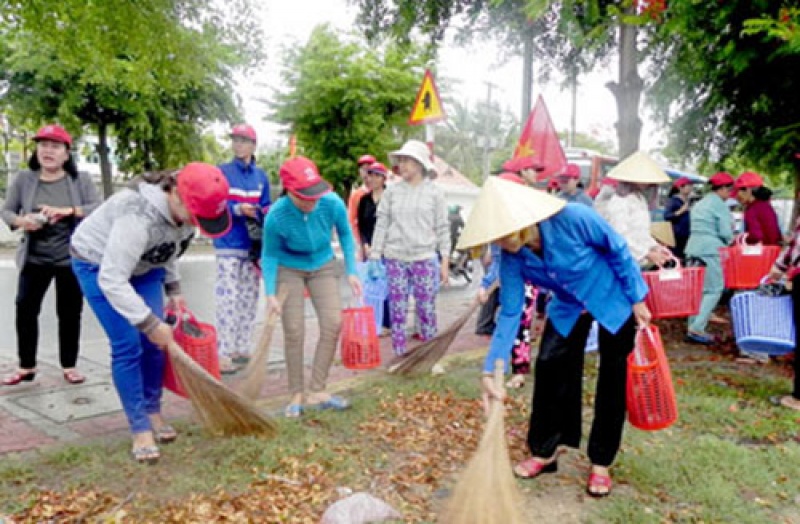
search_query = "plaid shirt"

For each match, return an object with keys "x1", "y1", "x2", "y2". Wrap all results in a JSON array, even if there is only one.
[{"x1": 776, "y1": 218, "x2": 800, "y2": 274}]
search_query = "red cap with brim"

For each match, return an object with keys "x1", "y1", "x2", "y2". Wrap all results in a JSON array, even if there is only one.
[
  {"x1": 358, "y1": 154, "x2": 377, "y2": 166},
  {"x1": 673, "y1": 177, "x2": 692, "y2": 188},
  {"x1": 176, "y1": 163, "x2": 232, "y2": 238},
  {"x1": 280, "y1": 156, "x2": 332, "y2": 201},
  {"x1": 33, "y1": 125, "x2": 72, "y2": 147},
  {"x1": 558, "y1": 163, "x2": 581, "y2": 178},
  {"x1": 367, "y1": 162, "x2": 388, "y2": 176},
  {"x1": 734, "y1": 171, "x2": 764, "y2": 189},
  {"x1": 230, "y1": 124, "x2": 257, "y2": 142},
  {"x1": 709, "y1": 172, "x2": 735, "y2": 186}
]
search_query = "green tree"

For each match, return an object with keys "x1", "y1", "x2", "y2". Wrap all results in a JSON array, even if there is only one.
[
  {"x1": 0, "y1": 0, "x2": 264, "y2": 197},
  {"x1": 648, "y1": 1, "x2": 800, "y2": 192},
  {"x1": 270, "y1": 25, "x2": 430, "y2": 194}
]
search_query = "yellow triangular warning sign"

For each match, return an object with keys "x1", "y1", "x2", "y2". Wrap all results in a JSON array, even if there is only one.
[{"x1": 408, "y1": 69, "x2": 446, "y2": 125}]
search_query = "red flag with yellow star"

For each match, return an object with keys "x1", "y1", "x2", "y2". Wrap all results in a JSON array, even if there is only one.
[{"x1": 513, "y1": 95, "x2": 567, "y2": 181}]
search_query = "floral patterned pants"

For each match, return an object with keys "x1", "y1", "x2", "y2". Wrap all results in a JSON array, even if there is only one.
[
  {"x1": 385, "y1": 257, "x2": 439, "y2": 356},
  {"x1": 511, "y1": 282, "x2": 537, "y2": 375},
  {"x1": 215, "y1": 256, "x2": 260, "y2": 358}
]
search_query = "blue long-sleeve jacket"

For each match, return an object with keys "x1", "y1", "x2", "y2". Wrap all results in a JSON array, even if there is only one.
[
  {"x1": 483, "y1": 204, "x2": 648, "y2": 373},
  {"x1": 213, "y1": 157, "x2": 271, "y2": 255}
]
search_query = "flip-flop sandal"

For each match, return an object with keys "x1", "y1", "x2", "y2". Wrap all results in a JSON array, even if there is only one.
[
  {"x1": 769, "y1": 395, "x2": 800, "y2": 411},
  {"x1": 63, "y1": 370, "x2": 86, "y2": 384},
  {"x1": 154, "y1": 425, "x2": 178, "y2": 444},
  {"x1": 131, "y1": 445, "x2": 160, "y2": 465},
  {"x1": 586, "y1": 471, "x2": 613, "y2": 497},
  {"x1": 308, "y1": 395, "x2": 351, "y2": 411},
  {"x1": 513, "y1": 457, "x2": 558, "y2": 479},
  {"x1": 284, "y1": 404, "x2": 303, "y2": 418}
]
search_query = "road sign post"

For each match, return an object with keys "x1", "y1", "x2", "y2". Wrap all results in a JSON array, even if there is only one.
[{"x1": 409, "y1": 69, "x2": 446, "y2": 160}]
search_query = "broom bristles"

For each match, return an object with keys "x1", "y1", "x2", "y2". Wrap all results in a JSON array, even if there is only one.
[
  {"x1": 439, "y1": 360, "x2": 524, "y2": 524},
  {"x1": 388, "y1": 300, "x2": 480, "y2": 375},
  {"x1": 238, "y1": 288, "x2": 287, "y2": 400},
  {"x1": 167, "y1": 344, "x2": 277, "y2": 437}
]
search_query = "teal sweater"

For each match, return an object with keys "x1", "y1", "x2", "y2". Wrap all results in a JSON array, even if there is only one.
[
  {"x1": 261, "y1": 193, "x2": 357, "y2": 295},
  {"x1": 685, "y1": 192, "x2": 734, "y2": 257}
]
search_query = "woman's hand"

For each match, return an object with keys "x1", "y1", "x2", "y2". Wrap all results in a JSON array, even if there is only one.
[
  {"x1": 17, "y1": 214, "x2": 44, "y2": 232},
  {"x1": 646, "y1": 245, "x2": 672, "y2": 266},
  {"x1": 632, "y1": 302, "x2": 652, "y2": 328},
  {"x1": 440, "y1": 259, "x2": 450, "y2": 286},
  {"x1": 39, "y1": 205, "x2": 74, "y2": 222},
  {"x1": 166, "y1": 294, "x2": 187, "y2": 312},
  {"x1": 768, "y1": 266, "x2": 784, "y2": 283},
  {"x1": 147, "y1": 322, "x2": 175, "y2": 350},
  {"x1": 266, "y1": 295, "x2": 283, "y2": 317},
  {"x1": 348, "y1": 274, "x2": 363, "y2": 299},
  {"x1": 481, "y1": 374, "x2": 506, "y2": 417},
  {"x1": 477, "y1": 287, "x2": 489, "y2": 304}
]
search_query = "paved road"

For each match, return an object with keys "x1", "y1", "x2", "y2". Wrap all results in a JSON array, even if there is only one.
[{"x1": 0, "y1": 250, "x2": 484, "y2": 454}]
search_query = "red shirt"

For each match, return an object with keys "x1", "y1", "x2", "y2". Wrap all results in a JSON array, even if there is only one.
[{"x1": 743, "y1": 199, "x2": 782, "y2": 246}]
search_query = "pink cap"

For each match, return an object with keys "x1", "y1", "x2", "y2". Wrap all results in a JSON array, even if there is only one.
[
  {"x1": 33, "y1": 125, "x2": 72, "y2": 147},
  {"x1": 367, "y1": 162, "x2": 388, "y2": 176},
  {"x1": 734, "y1": 171, "x2": 764, "y2": 189},
  {"x1": 709, "y1": 172, "x2": 735, "y2": 186},
  {"x1": 280, "y1": 156, "x2": 332, "y2": 201},
  {"x1": 357, "y1": 154, "x2": 377, "y2": 166},
  {"x1": 230, "y1": 124, "x2": 257, "y2": 142},
  {"x1": 558, "y1": 163, "x2": 581, "y2": 178},
  {"x1": 176, "y1": 163, "x2": 232, "y2": 238},
  {"x1": 673, "y1": 177, "x2": 692, "y2": 188}
]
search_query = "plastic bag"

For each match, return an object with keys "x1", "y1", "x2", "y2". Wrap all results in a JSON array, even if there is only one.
[{"x1": 320, "y1": 492, "x2": 401, "y2": 524}]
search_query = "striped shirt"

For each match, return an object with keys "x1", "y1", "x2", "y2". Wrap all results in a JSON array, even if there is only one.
[{"x1": 370, "y1": 179, "x2": 450, "y2": 262}]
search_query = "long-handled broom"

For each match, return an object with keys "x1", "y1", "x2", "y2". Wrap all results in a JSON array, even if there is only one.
[
  {"x1": 238, "y1": 288, "x2": 288, "y2": 400},
  {"x1": 439, "y1": 360, "x2": 524, "y2": 524},
  {"x1": 388, "y1": 282, "x2": 497, "y2": 375},
  {"x1": 166, "y1": 344, "x2": 278, "y2": 437}
]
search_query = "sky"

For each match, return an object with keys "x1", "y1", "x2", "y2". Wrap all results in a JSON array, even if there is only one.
[{"x1": 236, "y1": 1, "x2": 658, "y2": 154}]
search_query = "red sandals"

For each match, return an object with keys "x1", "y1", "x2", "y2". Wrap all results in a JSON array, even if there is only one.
[
  {"x1": 513, "y1": 457, "x2": 558, "y2": 479},
  {"x1": 2, "y1": 369, "x2": 36, "y2": 386},
  {"x1": 586, "y1": 471, "x2": 613, "y2": 497},
  {"x1": 63, "y1": 369, "x2": 86, "y2": 384}
]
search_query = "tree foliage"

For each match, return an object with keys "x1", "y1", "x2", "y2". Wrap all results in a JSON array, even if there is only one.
[
  {"x1": 0, "y1": 0, "x2": 264, "y2": 196},
  {"x1": 270, "y1": 25, "x2": 431, "y2": 194},
  {"x1": 648, "y1": 0, "x2": 800, "y2": 184}
]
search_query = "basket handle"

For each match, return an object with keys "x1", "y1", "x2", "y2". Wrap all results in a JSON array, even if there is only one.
[
  {"x1": 632, "y1": 325, "x2": 659, "y2": 366},
  {"x1": 655, "y1": 255, "x2": 682, "y2": 271},
  {"x1": 734, "y1": 233, "x2": 748, "y2": 246}
]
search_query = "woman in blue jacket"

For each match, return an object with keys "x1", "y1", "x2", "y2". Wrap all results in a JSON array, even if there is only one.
[
  {"x1": 458, "y1": 177, "x2": 651, "y2": 498},
  {"x1": 214, "y1": 124, "x2": 271, "y2": 373}
]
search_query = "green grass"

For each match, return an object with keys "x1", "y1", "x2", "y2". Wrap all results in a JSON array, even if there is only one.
[{"x1": 2, "y1": 349, "x2": 800, "y2": 522}]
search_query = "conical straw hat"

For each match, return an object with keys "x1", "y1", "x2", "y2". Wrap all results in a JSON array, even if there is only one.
[
  {"x1": 457, "y1": 177, "x2": 566, "y2": 250},
  {"x1": 607, "y1": 151, "x2": 670, "y2": 184}
]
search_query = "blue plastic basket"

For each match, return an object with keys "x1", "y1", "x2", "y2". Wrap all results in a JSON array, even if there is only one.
[
  {"x1": 730, "y1": 291, "x2": 795, "y2": 355},
  {"x1": 357, "y1": 261, "x2": 388, "y2": 330}
]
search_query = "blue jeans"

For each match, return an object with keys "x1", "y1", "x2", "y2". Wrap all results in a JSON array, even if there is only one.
[{"x1": 72, "y1": 259, "x2": 166, "y2": 434}]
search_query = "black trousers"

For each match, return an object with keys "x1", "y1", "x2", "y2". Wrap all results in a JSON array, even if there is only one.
[
  {"x1": 474, "y1": 286, "x2": 499, "y2": 335},
  {"x1": 792, "y1": 274, "x2": 800, "y2": 399},
  {"x1": 527, "y1": 312, "x2": 636, "y2": 467},
  {"x1": 16, "y1": 263, "x2": 83, "y2": 369}
]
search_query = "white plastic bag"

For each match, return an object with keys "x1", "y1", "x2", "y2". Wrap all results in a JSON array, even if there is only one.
[{"x1": 320, "y1": 492, "x2": 401, "y2": 524}]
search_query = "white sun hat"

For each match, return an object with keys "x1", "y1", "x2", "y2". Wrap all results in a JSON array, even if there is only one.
[
  {"x1": 607, "y1": 151, "x2": 671, "y2": 184},
  {"x1": 456, "y1": 176, "x2": 566, "y2": 250},
  {"x1": 388, "y1": 140, "x2": 435, "y2": 173}
]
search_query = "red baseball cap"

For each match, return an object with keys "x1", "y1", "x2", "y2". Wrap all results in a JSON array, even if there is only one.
[
  {"x1": 357, "y1": 154, "x2": 376, "y2": 166},
  {"x1": 176, "y1": 163, "x2": 232, "y2": 238},
  {"x1": 230, "y1": 124, "x2": 257, "y2": 142},
  {"x1": 502, "y1": 156, "x2": 545, "y2": 173},
  {"x1": 367, "y1": 162, "x2": 388, "y2": 176},
  {"x1": 709, "y1": 172, "x2": 735, "y2": 186},
  {"x1": 33, "y1": 124, "x2": 72, "y2": 147},
  {"x1": 734, "y1": 171, "x2": 763, "y2": 189},
  {"x1": 280, "y1": 156, "x2": 332, "y2": 201},
  {"x1": 498, "y1": 171, "x2": 525, "y2": 185},
  {"x1": 558, "y1": 163, "x2": 581, "y2": 179},
  {"x1": 673, "y1": 177, "x2": 692, "y2": 188}
]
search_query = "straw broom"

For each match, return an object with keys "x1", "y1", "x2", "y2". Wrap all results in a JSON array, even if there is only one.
[
  {"x1": 439, "y1": 360, "x2": 524, "y2": 524},
  {"x1": 166, "y1": 345, "x2": 278, "y2": 438},
  {"x1": 388, "y1": 282, "x2": 497, "y2": 375},
  {"x1": 238, "y1": 288, "x2": 288, "y2": 400}
]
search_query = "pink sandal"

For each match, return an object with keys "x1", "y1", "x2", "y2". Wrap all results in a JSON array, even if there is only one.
[
  {"x1": 586, "y1": 471, "x2": 613, "y2": 497},
  {"x1": 513, "y1": 457, "x2": 558, "y2": 479}
]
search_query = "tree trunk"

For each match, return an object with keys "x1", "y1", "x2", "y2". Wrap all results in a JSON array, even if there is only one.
[
  {"x1": 521, "y1": 31, "x2": 534, "y2": 124},
  {"x1": 607, "y1": 10, "x2": 643, "y2": 159},
  {"x1": 97, "y1": 122, "x2": 113, "y2": 199}
]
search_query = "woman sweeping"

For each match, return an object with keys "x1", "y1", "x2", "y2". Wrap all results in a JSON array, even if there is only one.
[
  {"x1": 458, "y1": 177, "x2": 650, "y2": 498},
  {"x1": 262, "y1": 156, "x2": 362, "y2": 418},
  {"x1": 70, "y1": 163, "x2": 231, "y2": 464}
]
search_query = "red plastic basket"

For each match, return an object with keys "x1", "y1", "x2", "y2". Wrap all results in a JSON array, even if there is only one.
[
  {"x1": 626, "y1": 325, "x2": 678, "y2": 431},
  {"x1": 163, "y1": 308, "x2": 220, "y2": 398},
  {"x1": 341, "y1": 305, "x2": 381, "y2": 370},
  {"x1": 643, "y1": 258, "x2": 705, "y2": 319},
  {"x1": 719, "y1": 234, "x2": 781, "y2": 290}
]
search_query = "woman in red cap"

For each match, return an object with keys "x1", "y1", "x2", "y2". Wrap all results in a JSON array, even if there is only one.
[
  {"x1": 262, "y1": 156, "x2": 362, "y2": 418},
  {"x1": 1, "y1": 125, "x2": 100, "y2": 386},
  {"x1": 664, "y1": 177, "x2": 694, "y2": 260},
  {"x1": 734, "y1": 171, "x2": 782, "y2": 246},
  {"x1": 70, "y1": 163, "x2": 232, "y2": 463},
  {"x1": 684, "y1": 173, "x2": 736, "y2": 345}
]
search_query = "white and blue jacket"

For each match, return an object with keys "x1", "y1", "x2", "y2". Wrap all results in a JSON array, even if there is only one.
[{"x1": 213, "y1": 157, "x2": 271, "y2": 256}]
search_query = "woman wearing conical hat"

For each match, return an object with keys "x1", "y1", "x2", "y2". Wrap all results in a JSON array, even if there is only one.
[
  {"x1": 594, "y1": 151, "x2": 673, "y2": 267},
  {"x1": 458, "y1": 177, "x2": 651, "y2": 498}
]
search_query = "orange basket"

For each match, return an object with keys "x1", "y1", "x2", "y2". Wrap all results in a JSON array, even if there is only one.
[
  {"x1": 719, "y1": 234, "x2": 781, "y2": 290},
  {"x1": 626, "y1": 325, "x2": 678, "y2": 431},
  {"x1": 643, "y1": 258, "x2": 705, "y2": 319},
  {"x1": 341, "y1": 305, "x2": 380, "y2": 370},
  {"x1": 163, "y1": 308, "x2": 220, "y2": 398}
]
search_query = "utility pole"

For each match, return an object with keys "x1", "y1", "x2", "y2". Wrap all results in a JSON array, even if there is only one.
[{"x1": 482, "y1": 81, "x2": 497, "y2": 181}]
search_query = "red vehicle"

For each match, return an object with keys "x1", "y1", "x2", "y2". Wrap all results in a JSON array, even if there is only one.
[{"x1": 564, "y1": 148, "x2": 618, "y2": 197}]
